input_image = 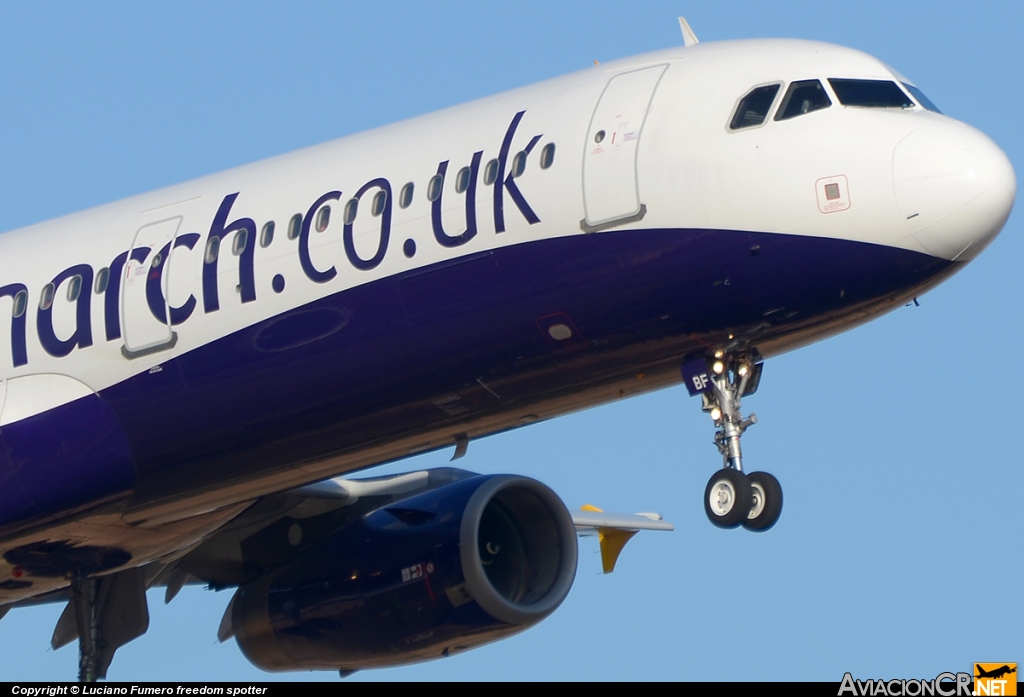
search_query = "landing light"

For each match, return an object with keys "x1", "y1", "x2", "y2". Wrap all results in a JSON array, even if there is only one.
[
  {"x1": 710, "y1": 407, "x2": 722, "y2": 421},
  {"x1": 738, "y1": 365, "x2": 749, "y2": 377},
  {"x1": 713, "y1": 361, "x2": 724, "y2": 374}
]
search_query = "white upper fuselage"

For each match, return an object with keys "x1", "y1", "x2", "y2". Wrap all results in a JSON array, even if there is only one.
[{"x1": 0, "y1": 39, "x2": 1012, "y2": 390}]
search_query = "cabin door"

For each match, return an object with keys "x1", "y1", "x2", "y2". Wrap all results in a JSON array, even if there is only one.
[
  {"x1": 582, "y1": 64, "x2": 667, "y2": 232},
  {"x1": 121, "y1": 216, "x2": 182, "y2": 358}
]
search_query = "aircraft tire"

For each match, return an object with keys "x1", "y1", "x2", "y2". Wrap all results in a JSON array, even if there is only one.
[
  {"x1": 704, "y1": 469, "x2": 751, "y2": 529},
  {"x1": 742, "y1": 471, "x2": 783, "y2": 532}
]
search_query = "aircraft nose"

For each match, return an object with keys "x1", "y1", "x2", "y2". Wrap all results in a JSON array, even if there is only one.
[{"x1": 893, "y1": 122, "x2": 1015, "y2": 260}]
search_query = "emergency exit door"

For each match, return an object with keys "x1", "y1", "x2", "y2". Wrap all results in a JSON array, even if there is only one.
[{"x1": 121, "y1": 217, "x2": 182, "y2": 357}]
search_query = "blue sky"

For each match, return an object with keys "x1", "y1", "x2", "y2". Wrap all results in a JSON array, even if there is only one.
[{"x1": 0, "y1": 0, "x2": 1020, "y2": 682}]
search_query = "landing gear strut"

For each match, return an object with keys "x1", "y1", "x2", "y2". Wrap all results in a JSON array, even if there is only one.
[
  {"x1": 683, "y1": 350, "x2": 783, "y2": 532},
  {"x1": 71, "y1": 575, "x2": 100, "y2": 683},
  {"x1": 55, "y1": 569, "x2": 150, "y2": 682}
]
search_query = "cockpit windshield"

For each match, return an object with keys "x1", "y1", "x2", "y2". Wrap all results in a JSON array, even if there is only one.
[
  {"x1": 729, "y1": 84, "x2": 782, "y2": 130},
  {"x1": 828, "y1": 79, "x2": 913, "y2": 109},
  {"x1": 727, "y1": 75, "x2": 939, "y2": 135},
  {"x1": 774, "y1": 80, "x2": 831, "y2": 121},
  {"x1": 902, "y1": 83, "x2": 942, "y2": 113}
]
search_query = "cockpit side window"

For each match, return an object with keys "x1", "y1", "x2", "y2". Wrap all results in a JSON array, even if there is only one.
[
  {"x1": 902, "y1": 83, "x2": 942, "y2": 113},
  {"x1": 729, "y1": 84, "x2": 781, "y2": 130},
  {"x1": 828, "y1": 79, "x2": 914, "y2": 108},
  {"x1": 775, "y1": 80, "x2": 832, "y2": 121}
]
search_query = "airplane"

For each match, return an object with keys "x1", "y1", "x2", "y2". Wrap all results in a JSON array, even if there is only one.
[
  {"x1": 0, "y1": 8, "x2": 1016, "y2": 682},
  {"x1": 975, "y1": 666, "x2": 1016, "y2": 680}
]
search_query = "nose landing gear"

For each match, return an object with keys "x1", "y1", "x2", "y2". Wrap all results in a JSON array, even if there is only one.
[
  {"x1": 682, "y1": 350, "x2": 783, "y2": 532},
  {"x1": 703, "y1": 469, "x2": 751, "y2": 528},
  {"x1": 744, "y1": 470, "x2": 783, "y2": 531}
]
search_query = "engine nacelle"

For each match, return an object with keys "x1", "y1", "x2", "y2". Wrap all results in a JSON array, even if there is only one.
[{"x1": 230, "y1": 474, "x2": 578, "y2": 672}]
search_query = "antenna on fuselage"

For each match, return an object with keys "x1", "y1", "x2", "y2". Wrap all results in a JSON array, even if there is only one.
[{"x1": 678, "y1": 16, "x2": 699, "y2": 47}]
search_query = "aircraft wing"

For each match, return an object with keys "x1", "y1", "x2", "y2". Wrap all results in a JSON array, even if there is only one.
[
  {"x1": 11, "y1": 467, "x2": 674, "y2": 675},
  {"x1": 155, "y1": 469, "x2": 673, "y2": 590},
  {"x1": 572, "y1": 505, "x2": 674, "y2": 574},
  {"x1": 572, "y1": 509, "x2": 675, "y2": 532}
]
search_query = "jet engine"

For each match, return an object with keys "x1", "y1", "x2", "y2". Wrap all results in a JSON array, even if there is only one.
[{"x1": 229, "y1": 474, "x2": 578, "y2": 672}]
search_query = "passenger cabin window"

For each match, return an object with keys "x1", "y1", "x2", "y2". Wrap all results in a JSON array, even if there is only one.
[
  {"x1": 66, "y1": 275, "x2": 82, "y2": 302},
  {"x1": 232, "y1": 229, "x2": 248, "y2": 256},
  {"x1": 775, "y1": 80, "x2": 832, "y2": 121},
  {"x1": 483, "y1": 158, "x2": 499, "y2": 185},
  {"x1": 287, "y1": 214, "x2": 302, "y2": 240},
  {"x1": 371, "y1": 190, "x2": 387, "y2": 216},
  {"x1": 903, "y1": 83, "x2": 942, "y2": 113},
  {"x1": 260, "y1": 221, "x2": 275, "y2": 248},
  {"x1": 828, "y1": 79, "x2": 914, "y2": 109},
  {"x1": 39, "y1": 283, "x2": 54, "y2": 311},
  {"x1": 511, "y1": 151, "x2": 527, "y2": 178},
  {"x1": 729, "y1": 84, "x2": 781, "y2": 130},
  {"x1": 343, "y1": 199, "x2": 358, "y2": 225},
  {"x1": 427, "y1": 173, "x2": 443, "y2": 202},
  {"x1": 205, "y1": 236, "x2": 220, "y2": 263},
  {"x1": 94, "y1": 267, "x2": 109, "y2": 295},
  {"x1": 540, "y1": 143, "x2": 556, "y2": 169},
  {"x1": 455, "y1": 166, "x2": 472, "y2": 193},
  {"x1": 399, "y1": 182, "x2": 414, "y2": 208},
  {"x1": 12, "y1": 289, "x2": 27, "y2": 318},
  {"x1": 316, "y1": 205, "x2": 331, "y2": 232}
]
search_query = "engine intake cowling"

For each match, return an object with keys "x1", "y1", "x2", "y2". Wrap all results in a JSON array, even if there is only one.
[{"x1": 231, "y1": 474, "x2": 577, "y2": 672}]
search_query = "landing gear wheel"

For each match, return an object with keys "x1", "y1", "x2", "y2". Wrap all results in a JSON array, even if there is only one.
[
  {"x1": 704, "y1": 469, "x2": 752, "y2": 529},
  {"x1": 743, "y1": 471, "x2": 783, "y2": 532}
]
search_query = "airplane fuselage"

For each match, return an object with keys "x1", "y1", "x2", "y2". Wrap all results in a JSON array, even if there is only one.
[{"x1": 0, "y1": 39, "x2": 1014, "y2": 602}]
